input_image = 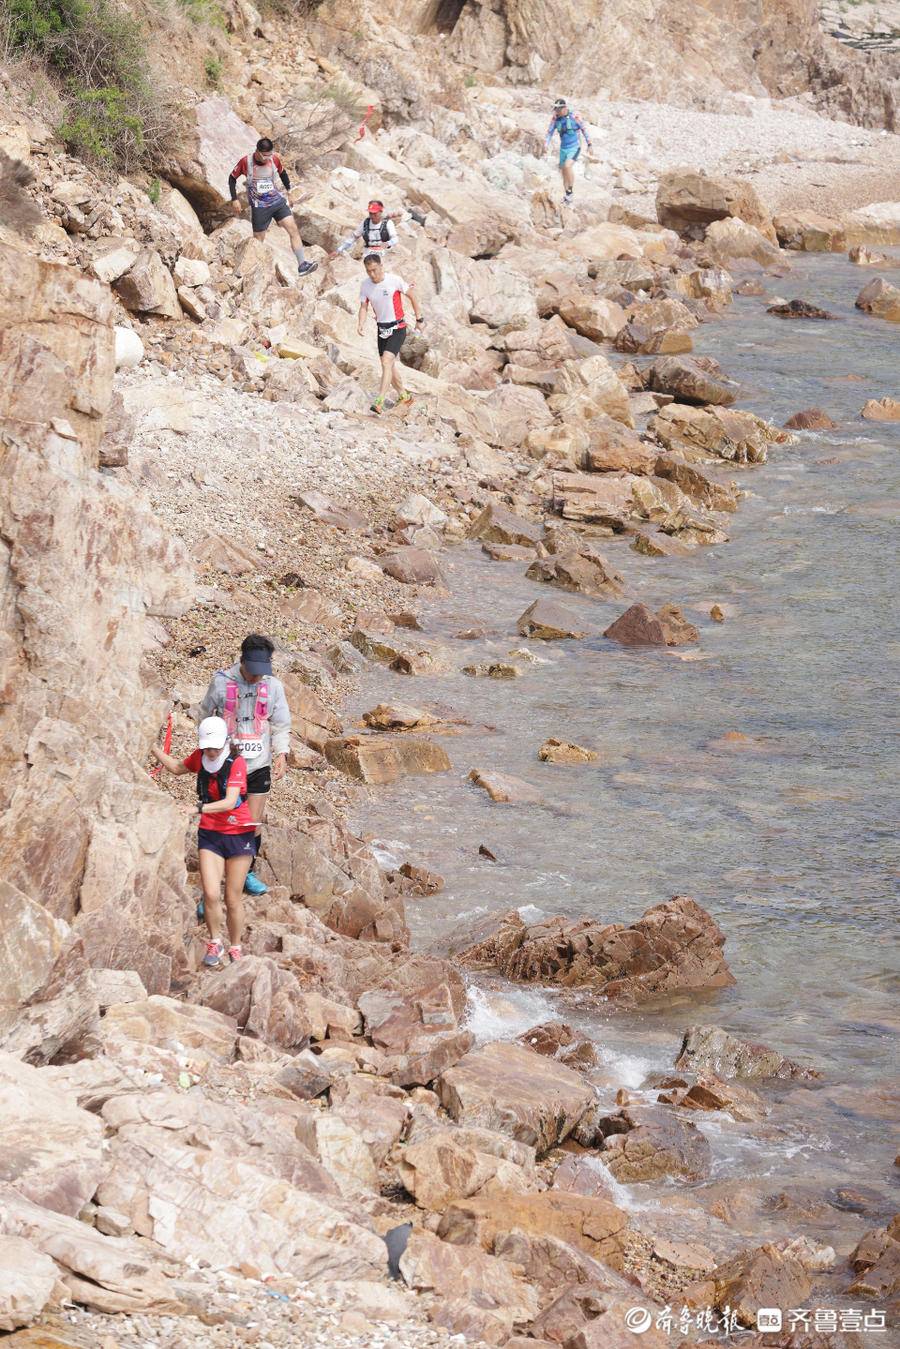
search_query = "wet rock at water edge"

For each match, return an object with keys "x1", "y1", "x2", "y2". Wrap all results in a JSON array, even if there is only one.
[
  {"x1": 538, "y1": 738, "x2": 599, "y2": 764},
  {"x1": 467, "y1": 501, "x2": 543, "y2": 548},
  {"x1": 462, "y1": 661, "x2": 523, "y2": 679},
  {"x1": 323, "y1": 734, "x2": 451, "y2": 784},
  {"x1": 683, "y1": 1242, "x2": 812, "y2": 1327},
  {"x1": 449, "y1": 895, "x2": 734, "y2": 1003},
  {"x1": 591, "y1": 1104, "x2": 713, "y2": 1182},
  {"x1": 517, "y1": 598, "x2": 587, "y2": 640},
  {"x1": 783, "y1": 407, "x2": 837, "y2": 430},
  {"x1": 675, "y1": 1025, "x2": 822, "y2": 1081},
  {"x1": 766, "y1": 298, "x2": 838, "y2": 319},
  {"x1": 397, "y1": 861, "x2": 445, "y2": 895},
  {"x1": 855, "y1": 276, "x2": 900, "y2": 322},
  {"x1": 645, "y1": 354, "x2": 739, "y2": 406},
  {"x1": 468, "y1": 769, "x2": 545, "y2": 805},
  {"x1": 517, "y1": 1019, "x2": 598, "y2": 1068},
  {"x1": 526, "y1": 549, "x2": 624, "y2": 598},
  {"x1": 603, "y1": 602, "x2": 699, "y2": 647},
  {"x1": 655, "y1": 1070, "x2": 770, "y2": 1122},
  {"x1": 860, "y1": 397, "x2": 900, "y2": 421}
]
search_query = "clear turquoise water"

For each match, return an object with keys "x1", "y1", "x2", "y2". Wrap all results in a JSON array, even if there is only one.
[{"x1": 350, "y1": 252, "x2": 899, "y2": 1223}]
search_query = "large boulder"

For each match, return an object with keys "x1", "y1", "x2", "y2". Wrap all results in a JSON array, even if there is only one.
[
  {"x1": 166, "y1": 95, "x2": 260, "y2": 226},
  {"x1": 194, "y1": 956, "x2": 330, "y2": 1052},
  {"x1": 400, "y1": 1229, "x2": 540, "y2": 1338},
  {"x1": 550, "y1": 471, "x2": 640, "y2": 528},
  {"x1": 438, "y1": 1189, "x2": 630, "y2": 1271},
  {"x1": 114, "y1": 250, "x2": 181, "y2": 319},
  {"x1": 324, "y1": 734, "x2": 451, "y2": 784},
  {"x1": 517, "y1": 598, "x2": 587, "y2": 640},
  {"x1": 398, "y1": 1127, "x2": 537, "y2": 1210},
  {"x1": 686, "y1": 1243, "x2": 811, "y2": 1327},
  {"x1": 549, "y1": 354, "x2": 633, "y2": 426},
  {"x1": 646, "y1": 355, "x2": 739, "y2": 406},
  {"x1": 675, "y1": 1025, "x2": 821, "y2": 1081},
  {"x1": 855, "y1": 276, "x2": 900, "y2": 322},
  {"x1": 468, "y1": 502, "x2": 542, "y2": 548},
  {"x1": 449, "y1": 895, "x2": 734, "y2": 1004},
  {"x1": 358, "y1": 954, "x2": 472, "y2": 1087},
  {"x1": 526, "y1": 549, "x2": 624, "y2": 598},
  {"x1": 593, "y1": 1105, "x2": 712, "y2": 1182},
  {"x1": 557, "y1": 292, "x2": 627, "y2": 341},
  {"x1": 656, "y1": 170, "x2": 774, "y2": 241},
  {"x1": 702, "y1": 217, "x2": 781, "y2": 268},
  {"x1": 437, "y1": 1040, "x2": 595, "y2": 1154},
  {"x1": 0, "y1": 1053, "x2": 105, "y2": 1217},
  {"x1": 0, "y1": 1233, "x2": 60, "y2": 1331},
  {"x1": 603, "y1": 602, "x2": 698, "y2": 647},
  {"x1": 650, "y1": 402, "x2": 792, "y2": 463}
]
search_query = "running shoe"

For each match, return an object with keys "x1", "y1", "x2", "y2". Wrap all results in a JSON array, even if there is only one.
[
  {"x1": 228, "y1": 945, "x2": 243, "y2": 962},
  {"x1": 370, "y1": 396, "x2": 386, "y2": 416},
  {"x1": 297, "y1": 261, "x2": 318, "y2": 277},
  {"x1": 202, "y1": 939, "x2": 225, "y2": 968},
  {"x1": 243, "y1": 871, "x2": 268, "y2": 896},
  {"x1": 396, "y1": 391, "x2": 414, "y2": 409}
]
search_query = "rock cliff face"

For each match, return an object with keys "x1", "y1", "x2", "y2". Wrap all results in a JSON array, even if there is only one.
[
  {"x1": 0, "y1": 243, "x2": 194, "y2": 1054},
  {"x1": 348, "y1": 0, "x2": 897, "y2": 129}
]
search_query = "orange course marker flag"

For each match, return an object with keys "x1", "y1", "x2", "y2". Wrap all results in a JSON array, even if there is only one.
[
  {"x1": 357, "y1": 105, "x2": 374, "y2": 140},
  {"x1": 149, "y1": 712, "x2": 173, "y2": 778}
]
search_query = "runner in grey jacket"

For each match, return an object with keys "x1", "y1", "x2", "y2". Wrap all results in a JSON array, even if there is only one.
[{"x1": 198, "y1": 634, "x2": 291, "y2": 896}]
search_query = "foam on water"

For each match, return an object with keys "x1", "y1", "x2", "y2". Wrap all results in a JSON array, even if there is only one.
[{"x1": 464, "y1": 982, "x2": 561, "y2": 1043}]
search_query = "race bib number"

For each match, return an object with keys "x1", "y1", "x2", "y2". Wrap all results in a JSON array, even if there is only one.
[
  {"x1": 254, "y1": 177, "x2": 275, "y2": 195},
  {"x1": 379, "y1": 324, "x2": 398, "y2": 339},
  {"x1": 235, "y1": 736, "x2": 265, "y2": 759}
]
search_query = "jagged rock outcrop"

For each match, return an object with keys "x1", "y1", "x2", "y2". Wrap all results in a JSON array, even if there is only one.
[
  {"x1": 0, "y1": 245, "x2": 195, "y2": 1046},
  {"x1": 448, "y1": 896, "x2": 735, "y2": 1002}
]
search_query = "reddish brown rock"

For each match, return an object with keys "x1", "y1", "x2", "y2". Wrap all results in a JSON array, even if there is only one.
[
  {"x1": 685, "y1": 1243, "x2": 812, "y2": 1327},
  {"x1": 657, "y1": 1072, "x2": 769, "y2": 1122},
  {"x1": 675, "y1": 1025, "x2": 821, "y2": 1081},
  {"x1": 380, "y1": 547, "x2": 444, "y2": 587},
  {"x1": 526, "y1": 549, "x2": 624, "y2": 598},
  {"x1": 783, "y1": 408, "x2": 837, "y2": 430},
  {"x1": 603, "y1": 602, "x2": 698, "y2": 647},
  {"x1": 584, "y1": 419, "x2": 658, "y2": 475},
  {"x1": 593, "y1": 1105, "x2": 712, "y2": 1182},
  {"x1": 467, "y1": 502, "x2": 542, "y2": 548},
  {"x1": 653, "y1": 457, "x2": 740, "y2": 512},
  {"x1": 855, "y1": 276, "x2": 900, "y2": 322},
  {"x1": 543, "y1": 1293, "x2": 670, "y2": 1348},
  {"x1": 437, "y1": 1188, "x2": 630, "y2": 1270},
  {"x1": 538, "y1": 739, "x2": 599, "y2": 765},
  {"x1": 767, "y1": 299, "x2": 838, "y2": 320},
  {"x1": 517, "y1": 598, "x2": 586, "y2": 640},
  {"x1": 848, "y1": 1218, "x2": 900, "y2": 1298},
  {"x1": 517, "y1": 1019, "x2": 598, "y2": 1068},
  {"x1": 646, "y1": 354, "x2": 739, "y2": 405},
  {"x1": 359, "y1": 955, "x2": 472, "y2": 1088},
  {"x1": 397, "y1": 861, "x2": 445, "y2": 895},
  {"x1": 861, "y1": 397, "x2": 900, "y2": 421},
  {"x1": 194, "y1": 956, "x2": 327, "y2": 1052},
  {"x1": 656, "y1": 171, "x2": 774, "y2": 241},
  {"x1": 437, "y1": 1040, "x2": 595, "y2": 1154},
  {"x1": 399, "y1": 1229, "x2": 539, "y2": 1330},
  {"x1": 449, "y1": 896, "x2": 734, "y2": 1004},
  {"x1": 468, "y1": 769, "x2": 545, "y2": 805},
  {"x1": 323, "y1": 734, "x2": 451, "y2": 784}
]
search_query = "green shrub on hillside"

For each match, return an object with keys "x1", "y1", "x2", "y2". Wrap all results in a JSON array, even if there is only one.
[
  {"x1": 5, "y1": 0, "x2": 178, "y2": 171},
  {"x1": 204, "y1": 53, "x2": 222, "y2": 87}
]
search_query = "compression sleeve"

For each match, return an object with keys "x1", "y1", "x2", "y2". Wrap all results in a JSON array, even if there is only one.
[
  {"x1": 228, "y1": 174, "x2": 238, "y2": 201},
  {"x1": 279, "y1": 168, "x2": 291, "y2": 190},
  {"x1": 575, "y1": 117, "x2": 592, "y2": 146},
  {"x1": 545, "y1": 116, "x2": 557, "y2": 147}
]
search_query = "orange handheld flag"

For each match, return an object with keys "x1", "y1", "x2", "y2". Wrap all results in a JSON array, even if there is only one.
[
  {"x1": 357, "y1": 105, "x2": 374, "y2": 141},
  {"x1": 149, "y1": 712, "x2": 173, "y2": 778}
]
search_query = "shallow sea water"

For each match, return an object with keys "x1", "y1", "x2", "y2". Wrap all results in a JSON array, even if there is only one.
[{"x1": 350, "y1": 252, "x2": 900, "y2": 1215}]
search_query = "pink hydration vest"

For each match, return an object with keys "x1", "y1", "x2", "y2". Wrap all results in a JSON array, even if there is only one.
[{"x1": 222, "y1": 678, "x2": 269, "y2": 736}]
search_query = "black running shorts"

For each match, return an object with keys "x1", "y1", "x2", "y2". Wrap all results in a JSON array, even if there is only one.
[
  {"x1": 250, "y1": 200, "x2": 291, "y2": 233},
  {"x1": 246, "y1": 765, "x2": 272, "y2": 795},
  {"x1": 197, "y1": 828, "x2": 257, "y2": 860},
  {"x1": 377, "y1": 323, "x2": 406, "y2": 356}
]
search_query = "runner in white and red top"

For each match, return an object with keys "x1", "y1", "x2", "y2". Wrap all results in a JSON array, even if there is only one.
[{"x1": 356, "y1": 253, "x2": 424, "y2": 415}]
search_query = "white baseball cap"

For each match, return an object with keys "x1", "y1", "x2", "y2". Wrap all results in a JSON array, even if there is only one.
[{"x1": 197, "y1": 715, "x2": 229, "y2": 749}]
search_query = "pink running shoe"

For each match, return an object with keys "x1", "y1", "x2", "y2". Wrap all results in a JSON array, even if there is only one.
[
  {"x1": 227, "y1": 945, "x2": 243, "y2": 962},
  {"x1": 203, "y1": 938, "x2": 224, "y2": 968}
]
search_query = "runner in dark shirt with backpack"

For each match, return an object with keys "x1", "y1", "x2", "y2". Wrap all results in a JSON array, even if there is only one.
[
  {"x1": 228, "y1": 137, "x2": 317, "y2": 277},
  {"x1": 152, "y1": 716, "x2": 255, "y2": 968}
]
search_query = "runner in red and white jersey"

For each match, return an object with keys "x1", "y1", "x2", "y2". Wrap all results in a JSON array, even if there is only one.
[{"x1": 356, "y1": 253, "x2": 423, "y2": 416}]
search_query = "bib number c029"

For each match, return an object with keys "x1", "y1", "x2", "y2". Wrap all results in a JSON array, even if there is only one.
[{"x1": 235, "y1": 736, "x2": 265, "y2": 760}]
